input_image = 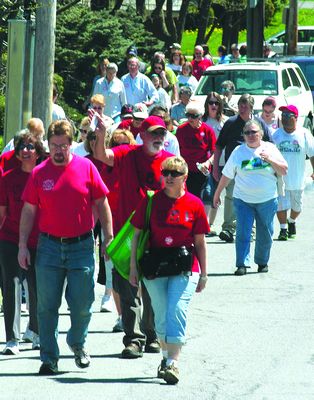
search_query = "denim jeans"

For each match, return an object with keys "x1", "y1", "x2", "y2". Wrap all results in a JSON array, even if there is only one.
[
  {"x1": 143, "y1": 273, "x2": 199, "y2": 344},
  {"x1": 35, "y1": 234, "x2": 95, "y2": 364},
  {"x1": 233, "y1": 197, "x2": 278, "y2": 267}
]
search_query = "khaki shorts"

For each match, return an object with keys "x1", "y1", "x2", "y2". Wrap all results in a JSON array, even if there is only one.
[{"x1": 277, "y1": 189, "x2": 303, "y2": 212}]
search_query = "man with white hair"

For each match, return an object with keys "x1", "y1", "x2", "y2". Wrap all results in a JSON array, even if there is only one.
[
  {"x1": 93, "y1": 62, "x2": 127, "y2": 122},
  {"x1": 121, "y1": 57, "x2": 158, "y2": 107},
  {"x1": 191, "y1": 45, "x2": 213, "y2": 81},
  {"x1": 176, "y1": 102, "x2": 216, "y2": 198}
]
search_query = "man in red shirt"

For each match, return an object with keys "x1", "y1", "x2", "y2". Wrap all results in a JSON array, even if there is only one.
[
  {"x1": 94, "y1": 113, "x2": 173, "y2": 359},
  {"x1": 191, "y1": 45, "x2": 213, "y2": 81},
  {"x1": 18, "y1": 120, "x2": 113, "y2": 375}
]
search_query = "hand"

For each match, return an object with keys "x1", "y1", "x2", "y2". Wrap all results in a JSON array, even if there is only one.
[
  {"x1": 129, "y1": 264, "x2": 139, "y2": 287},
  {"x1": 159, "y1": 70, "x2": 166, "y2": 79},
  {"x1": 18, "y1": 246, "x2": 30, "y2": 270},
  {"x1": 199, "y1": 161, "x2": 210, "y2": 175},
  {"x1": 88, "y1": 109, "x2": 106, "y2": 135},
  {"x1": 213, "y1": 192, "x2": 221, "y2": 209},
  {"x1": 196, "y1": 275, "x2": 207, "y2": 293},
  {"x1": 260, "y1": 150, "x2": 271, "y2": 163}
]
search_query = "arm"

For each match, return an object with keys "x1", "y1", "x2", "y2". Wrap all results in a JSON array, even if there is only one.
[
  {"x1": 129, "y1": 228, "x2": 142, "y2": 287},
  {"x1": 213, "y1": 174, "x2": 231, "y2": 208},
  {"x1": 143, "y1": 79, "x2": 159, "y2": 107},
  {"x1": 89, "y1": 109, "x2": 115, "y2": 166},
  {"x1": 0, "y1": 205, "x2": 6, "y2": 229},
  {"x1": 194, "y1": 233, "x2": 207, "y2": 293},
  {"x1": 259, "y1": 148, "x2": 288, "y2": 176},
  {"x1": 94, "y1": 196, "x2": 113, "y2": 260},
  {"x1": 212, "y1": 146, "x2": 223, "y2": 182},
  {"x1": 18, "y1": 202, "x2": 37, "y2": 270}
]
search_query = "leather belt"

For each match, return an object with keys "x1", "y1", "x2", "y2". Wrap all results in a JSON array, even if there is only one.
[{"x1": 41, "y1": 231, "x2": 92, "y2": 244}]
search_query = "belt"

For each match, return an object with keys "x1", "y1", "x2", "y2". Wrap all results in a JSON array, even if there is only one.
[{"x1": 41, "y1": 231, "x2": 92, "y2": 244}]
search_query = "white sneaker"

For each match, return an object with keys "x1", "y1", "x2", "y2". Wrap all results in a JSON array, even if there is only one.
[
  {"x1": 2, "y1": 340, "x2": 19, "y2": 355},
  {"x1": 32, "y1": 333, "x2": 40, "y2": 350},
  {"x1": 100, "y1": 295, "x2": 114, "y2": 312},
  {"x1": 21, "y1": 303, "x2": 28, "y2": 313},
  {"x1": 22, "y1": 324, "x2": 34, "y2": 343}
]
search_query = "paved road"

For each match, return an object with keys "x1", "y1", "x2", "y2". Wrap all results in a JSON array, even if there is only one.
[{"x1": 1, "y1": 163, "x2": 314, "y2": 400}]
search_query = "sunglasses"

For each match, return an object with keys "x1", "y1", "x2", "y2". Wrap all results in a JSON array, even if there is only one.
[
  {"x1": 93, "y1": 106, "x2": 102, "y2": 111},
  {"x1": 186, "y1": 113, "x2": 201, "y2": 119},
  {"x1": 208, "y1": 100, "x2": 219, "y2": 106},
  {"x1": 243, "y1": 130, "x2": 259, "y2": 136},
  {"x1": 18, "y1": 143, "x2": 35, "y2": 151},
  {"x1": 149, "y1": 128, "x2": 167, "y2": 136},
  {"x1": 161, "y1": 169, "x2": 185, "y2": 178},
  {"x1": 282, "y1": 112, "x2": 296, "y2": 118}
]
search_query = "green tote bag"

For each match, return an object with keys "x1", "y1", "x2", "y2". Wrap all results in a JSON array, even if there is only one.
[{"x1": 106, "y1": 191, "x2": 154, "y2": 280}]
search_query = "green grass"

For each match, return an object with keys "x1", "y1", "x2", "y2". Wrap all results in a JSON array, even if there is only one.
[{"x1": 181, "y1": 8, "x2": 314, "y2": 56}]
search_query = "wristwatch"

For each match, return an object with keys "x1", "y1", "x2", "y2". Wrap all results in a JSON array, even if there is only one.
[{"x1": 199, "y1": 274, "x2": 208, "y2": 282}]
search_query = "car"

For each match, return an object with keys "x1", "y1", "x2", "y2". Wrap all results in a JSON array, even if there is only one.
[
  {"x1": 285, "y1": 56, "x2": 314, "y2": 102},
  {"x1": 193, "y1": 61, "x2": 313, "y2": 132},
  {"x1": 267, "y1": 26, "x2": 314, "y2": 56}
]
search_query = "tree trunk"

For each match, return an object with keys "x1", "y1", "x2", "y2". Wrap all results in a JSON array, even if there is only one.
[
  {"x1": 176, "y1": 0, "x2": 190, "y2": 43},
  {"x1": 221, "y1": 12, "x2": 240, "y2": 50},
  {"x1": 111, "y1": 0, "x2": 124, "y2": 13},
  {"x1": 195, "y1": 0, "x2": 212, "y2": 45},
  {"x1": 136, "y1": 0, "x2": 146, "y2": 15},
  {"x1": 165, "y1": 0, "x2": 177, "y2": 45},
  {"x1": 90, "y1": 0, "x2": 110, "y2": 10}
]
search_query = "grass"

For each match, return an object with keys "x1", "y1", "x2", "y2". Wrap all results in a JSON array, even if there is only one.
[{"x1": 181, "y1": 8, "x2": 314, "y2": 56}]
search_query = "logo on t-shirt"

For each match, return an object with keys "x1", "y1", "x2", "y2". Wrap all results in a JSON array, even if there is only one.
[
  {"x1": 42, "y1": 179, "x2": 54, "y2": 191},
  {"x1": 164, "y1": 141, "x2": 169, "y2": 148},
  {"x1": 165, "y1": 236, "x2": 174, "y2": 246},
  {"x1": 278, "y1": 139, "x2": 300, "y2": 153}
]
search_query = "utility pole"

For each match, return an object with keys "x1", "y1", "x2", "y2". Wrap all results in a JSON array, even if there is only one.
[
  {"x1": 32, "y1": 0, "x2": 57, "y2": 130},
  {"x1": 287, "y1": 0, "x2": 298, "y2": 55},
  {"x1": 247, "y1": 0, "x2": 265, "y2": 59}
]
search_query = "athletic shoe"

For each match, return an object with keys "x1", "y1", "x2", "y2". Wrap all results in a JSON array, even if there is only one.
[
  {"x1": 144, "y1": 339, "x2": 160, "y2": 353},
  {"x1": 278, "y1": 228, "x2": 288, "y2": 241},
  {"x1": 163, "y1": 363, "x2": 179, "y2": 385},
  {"x1": 2, "y1": 340, "x2": 19, "y2": 355},
  {"x1": 100, "y1": 295, "x2": 114, "y2": 312},
  {"x1": 258, "y1": 264, "x2": 268, "y2": 273},
  {"x1": 69, "y1": 345, "x2": 91, "y2": 368},
  {"x1": 219, "y1": 230, "x2": 234, "y2": 243},
  {"x1": 157, "y1": 358, "x2": 167, "y2": 378},
  {"x1": 121, "y1": 343, "x2": 143, "y2": 359},
  {"x1": 287, "y1": 222, "x2": 296, "y2": 238},
  {"x1": 22, "y1": 323, "x2": 34, "y2": 343},
  {"x1": 38, "y1": 362, "x2": 58, "y2": 375},
  {"x1": 112, "y1": 316, "x2": 124, "y2": 333},
  {"x1": 234, "y1": 267, "x2": 247, "y2": 276},
  {"x1": 32, "y1": 333, "x2": 40, "y2": 350}
]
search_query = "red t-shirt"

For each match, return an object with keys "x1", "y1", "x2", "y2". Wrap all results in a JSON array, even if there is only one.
[
  {"x1": 176, "y1": 122, "x2": 216, "y2": 172},
  {"x1": 0, "y1": 167, "x2": 39, "y2": 248},
  {"x1": 131, "y1": 190, "x2": 209, "y2": 272},
  {"x1": 112, "y1": 145, "x2": 173, "y2": 231},
  {"x1": 118, "y1": 119, "x2": 140, "y2": 137},
  {"x1": 0, "y1": 150, "x2": 21, "y2": 172},
  {"x1": 22, "y1": 155, "x2": 109, "y2": 237},
  {"x1": 86, "y1": 154, "x2": 120, "y2": 233},
  {"x1": 191, "y1": 58, "x2": 213, "y2": 81}
]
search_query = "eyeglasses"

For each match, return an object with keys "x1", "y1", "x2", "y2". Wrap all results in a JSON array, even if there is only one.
[
  {"x1": 18, "y1": 143, "x2": 35, "y2": 151},
  {"x1": 149, "y1": 128, "x2": 167, "y2": 136},
  {"x1": 195, "y1": 52, "x2": 202, "y2": 55},
  {"x1": 243, "y1": 130, "x2": 259, "y2": 136},
  {"x1": 49, "y1": 143, "x2": 70, "y2": 151},
  {"x1": 186, "y1": 113, "x2": 201, "y2": 119},
  {"x1": 282, "y1": 112, "x2": 296, "y2": 119},
  {"x1": 208, "y1": 101, "x2": 219, "y2": 106},
  {"x1": 161, "y1": 169, "x2": 185, "y2": 178},
  {"x1": 92, "y1": 106, "x2": 103, "y2": 111}
]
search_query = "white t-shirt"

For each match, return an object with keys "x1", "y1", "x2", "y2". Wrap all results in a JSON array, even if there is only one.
[
  {"x1": 136, "y1": 131, "x2": 180, "y2": 156},
  {"x1": 52, "y1": 104, "x2": 66, "y2": 121},
  {"x1": 176, "y1": 75, "x2": 198, "y2": 92},
  {"x1": 156, "y1": 87, "x2": 172, "y2": 111},
  {"x1": 71, "y1": 141, "x2": 89, "y2": 157},
  {"x1": 272, "y1": 127, "x2": 314, "y2": 190},
  {"x1": 222, "y1": 141, "x2": 284, "y2": 203}
]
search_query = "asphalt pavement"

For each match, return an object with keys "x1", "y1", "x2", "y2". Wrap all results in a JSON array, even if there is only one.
[{"x1": 0, "y1": 162, "x2": 314, "y2": 400}]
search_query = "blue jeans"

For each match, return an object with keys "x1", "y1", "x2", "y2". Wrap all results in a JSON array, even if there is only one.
[
  {"x1": 35, "y1": 234, "x2": 95, "y2": 364},
  {"x1": 233, "y1": 197, "x2": 278, "y2": 267},
  {"x1": 143, "y1": 273, "x2": 199, "y2": 344}
]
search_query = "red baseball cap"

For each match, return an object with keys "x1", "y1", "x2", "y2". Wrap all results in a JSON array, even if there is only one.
[
  {"x1": 279, "y1": 104, "x2": 298, "y2": 117},
  {"x1": 141, "y1": 116, "x2": 166, "y2": 133}
]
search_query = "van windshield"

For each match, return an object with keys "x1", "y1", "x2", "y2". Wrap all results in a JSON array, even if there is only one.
[{"x1": 195, "y1": 70, "x2": 278, "y2": 96}]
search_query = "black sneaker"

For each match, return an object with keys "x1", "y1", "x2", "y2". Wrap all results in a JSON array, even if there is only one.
[
  {"x1": 219, "y1": 230, "x2": 234, "y2": 243},
  {"x1": 287, "y1": 222, "x2": 296, "y2": 238},
  {"x1": 145, "y1": 339, "x2": 160, "y2": 354},
  {"x1": 38, "y1": 361, "x2": 58, "y2": 375},
  {"x1": 258, "y1": 264, "x2": 268, "y2": 273},
  {"x1": 70, "y1": 345, "x2": 91, "y2": 369},
  {"x1": 234, "y1": 267, "x2": 247, "y2": 276},
  {"x1": 121, "y1": 343, "x2": 143, "y2": 359},
  {"x1": 157, "y1": 358, "x2": 167, "y2": 378},
  {"x1": 278, "y1": 228, "x2": 288, "y2": 241}
]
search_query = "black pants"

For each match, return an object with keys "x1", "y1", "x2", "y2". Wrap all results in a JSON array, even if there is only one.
[
  {"x1": 112, "y1": 269, "x2": 157, "y2": 347},
  {"x1": 186, "y1": 171, "x2": 207, "y2": 198},
  {"x1": 0, "y1": 240, "x2": 38, "y2": 341}
]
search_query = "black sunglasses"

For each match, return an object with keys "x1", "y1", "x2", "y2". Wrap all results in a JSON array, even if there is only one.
[
  {"x1": 208, "y1": 101, "x2": 219, "y2": 106},
  {"x1": 243, "y1": 130, "x2": 259, "y2": 136},
  {"x1": 186, "y1": 113, "x2": 201, "y2": 119},
  {"x1": 161, "y1": 169, "x2": 185, "y2": 178},
  {"x1": 18, "y1": 143, "x2": 35, "y2": 151}
]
